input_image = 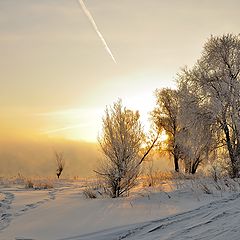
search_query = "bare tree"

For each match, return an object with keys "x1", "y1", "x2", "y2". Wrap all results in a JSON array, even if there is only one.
[
  {"x1": 151, "y1": 88, "x2": 181, "y2": 172},
  {"x1": 55, "y1": 151, "x2": 65, "y2": 179},
  {"x1": 97, "y1": 99, "x2": 158, "y2": 198},
  {"x1": 178, "y1": 34, "x2": 240, "y2": 177}
]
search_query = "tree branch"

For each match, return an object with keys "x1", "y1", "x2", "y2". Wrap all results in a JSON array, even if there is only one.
[{"x1": 137, "y1": 133, "x2": 160, "y2": 167}]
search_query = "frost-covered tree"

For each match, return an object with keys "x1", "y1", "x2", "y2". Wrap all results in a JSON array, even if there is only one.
[
  {"x1": 177, "y1": 82, "x2": 214, "y2": 174},
  {"x1": 151, "y1": 88, "x2": 181, "y2": 172},
  {"x1": 97, "y1": 100, "x2": 157, "y2": 198},
  {"x1": 178, "y1": 34, "x2": 240, "y2": 177}
]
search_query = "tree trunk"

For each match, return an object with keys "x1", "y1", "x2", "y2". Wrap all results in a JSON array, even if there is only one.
[
  {"x1": 116, "y1": 178, "x2": 121, "y2": 198},
  {"x1": 231, "y1": 161, "x2": 239, "y2": 178},
  {"x1": 174, "y1": 154, "x2": 179, "y2": 172},
  {"x1": 112, "y1": 184, "x2": 117, "y2": 198},
  {"x1": 223, "y1": 122, "x2": 238, "y2": 178},
  {"x1": 191, "y1": 158, "x2": 200, "y2": 174}
]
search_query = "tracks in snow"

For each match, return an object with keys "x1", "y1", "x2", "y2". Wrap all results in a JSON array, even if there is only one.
[
  {"x1": 0, "y1": 188, "x2": 58, "y2": 232},
  {"x1": 0, "y1": 191, "x2": 14, "y2": 231},
  {"x1": 67, "y1": 193, "x2": 240, "y2": 240},
  {"x1": 14, "y1": 189, "x2": 57, "y2": 217}
]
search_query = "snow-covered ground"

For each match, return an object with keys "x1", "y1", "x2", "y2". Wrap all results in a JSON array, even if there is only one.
[{"x1": 1, "y1": 177, "x2": 240, "y2": 240}]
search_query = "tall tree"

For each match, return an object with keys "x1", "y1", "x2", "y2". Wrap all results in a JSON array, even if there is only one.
[
  {"x1": 178, "y1": 34, "x2": 240, "y2": 177},
  {"x1": 151, "y1": 88, "x2": 181, "y2": 172},
  {"x1": 177, "y1": 82, "x2": 214, "y2": 174}
]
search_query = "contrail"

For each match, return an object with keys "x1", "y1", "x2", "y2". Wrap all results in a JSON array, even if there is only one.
[
  {"x1": 77, "y1": 0, "x2": 117, "y2": 64},
  {"x1": 41, "y1": 123, "x2": 91, "y2": 134}
]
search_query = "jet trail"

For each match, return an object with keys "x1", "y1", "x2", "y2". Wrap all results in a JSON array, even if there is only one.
[
  {"x1": 41, "y1": 123, "x2": 90, "y2": 134},
  {"x1": 77, "y1": 0, "x2": 117, "y2": 64}
]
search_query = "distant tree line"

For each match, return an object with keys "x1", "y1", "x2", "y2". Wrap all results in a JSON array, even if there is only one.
[{"x1": 97, "y1": 34, "x2": 240, "y2": 197}]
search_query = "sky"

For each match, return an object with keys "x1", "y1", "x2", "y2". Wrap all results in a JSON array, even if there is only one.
[
  {"x1": 1, "y1": 0, "x2": 240, "y2": 142},
  {"x1": 0, "y1": 0, "x2": 240, "y2": 176}
]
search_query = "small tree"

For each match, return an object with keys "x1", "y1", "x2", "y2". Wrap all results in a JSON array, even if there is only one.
[
  {"x1": 55, "y1": 151, "x2": 65, "y2": 179},
  {"x1": 97, "y1": 100, "x2": 158, "y2": 198}
]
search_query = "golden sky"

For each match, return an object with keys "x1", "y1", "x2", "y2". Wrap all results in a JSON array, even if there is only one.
[{"x1": 1, "y1": 0, "x2": 240, "y2": 143}]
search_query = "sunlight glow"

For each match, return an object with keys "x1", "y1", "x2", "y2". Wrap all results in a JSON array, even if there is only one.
[
  {"x1": 159, "y1": 130, "x2": 168, "y2": 142},
  {"x1": 38, "y1": 108, "x2": 103, "y2": 142},
  {"x1": 121, "y1": 92, "x2": 155, "y2": 132},
  {"x1": 38, "y1": 93, "x2": 156, "y2": 142}
]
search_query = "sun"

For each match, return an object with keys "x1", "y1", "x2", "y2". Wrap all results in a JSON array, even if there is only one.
[{"x1": 159, "y1": 130, "x2": 168, "y2": 142}]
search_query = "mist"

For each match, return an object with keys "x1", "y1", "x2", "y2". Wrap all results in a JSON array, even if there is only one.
[
  {"x1": 0, "y1": 136, "x2": 172, "y2": 178},
  {"x1": 0, "y1": 138, "x2": 100, "y2": 178}
]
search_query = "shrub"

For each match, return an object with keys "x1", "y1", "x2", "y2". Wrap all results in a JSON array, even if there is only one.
[{"x1": 83, "y1": 188, "x2": 97, "y2": 199}]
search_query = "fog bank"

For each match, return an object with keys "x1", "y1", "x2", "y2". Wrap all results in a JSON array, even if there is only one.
[{"x1": 0, "y1": 138, "x2": 99, "y2": 178}]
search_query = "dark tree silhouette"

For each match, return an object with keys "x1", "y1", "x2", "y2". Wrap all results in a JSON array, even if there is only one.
[{"x1": 55, "y1": 151, "x2": 65, "y2": 179}]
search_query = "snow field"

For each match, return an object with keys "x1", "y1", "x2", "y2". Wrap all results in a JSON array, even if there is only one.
[{"x1": 1, "y1": 177, "x2": 240, "y2": 240}]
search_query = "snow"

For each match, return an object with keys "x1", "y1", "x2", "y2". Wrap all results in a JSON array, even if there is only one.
[{"x1": 1, "y1": 178, "x2": 240, "y2": 240}]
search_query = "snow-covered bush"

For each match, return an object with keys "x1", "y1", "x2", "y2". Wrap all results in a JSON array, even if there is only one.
[
  {"x1": 82, "y1": 187, "x2": 97, "y2": 199},
  {"x1": 25, "y1": 179, "x2": 34, "y2": 189},
  {"x1": 25, "y1": 178, "x2": 53, "y2": 190}
]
